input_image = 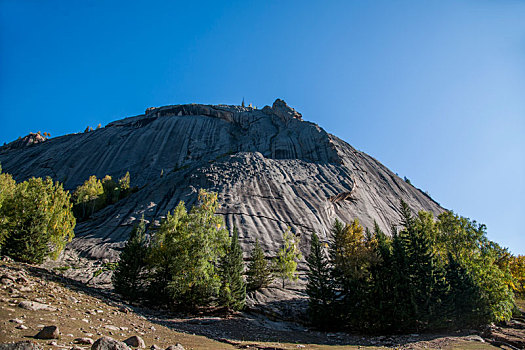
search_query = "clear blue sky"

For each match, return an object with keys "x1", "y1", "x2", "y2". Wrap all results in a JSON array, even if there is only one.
[{"x1": 1, "y1": 0, "x2": 524, "y2": 254}]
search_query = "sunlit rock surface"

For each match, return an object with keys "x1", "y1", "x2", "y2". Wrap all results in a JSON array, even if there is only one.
[{"x1": 0, "y1": 99, "x2": 442, "y2": 283}]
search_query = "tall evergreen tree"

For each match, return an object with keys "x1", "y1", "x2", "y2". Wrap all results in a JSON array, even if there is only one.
[
  {"x1": 246, "y1": 238, "x2": 274, "y2": 291},
  {"x1": 306, "y1": 232, "x2": 335, "y2": 328},
  {"x1": 445, "y1": 253, "x2": 485, "y2": 327},
  {"x1": 218, "y1": 227, "x2": 246, "y2": 311},
  {"x1": 113, "y1": 216, "x2": 149, "y2": 300},
  {"x1": 368, "y1": 221, "x2": 396, "y2": 331}
]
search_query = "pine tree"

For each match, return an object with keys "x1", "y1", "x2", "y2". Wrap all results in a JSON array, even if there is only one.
[
  {"x1": 368, "y1": 221, "x2": 396, "y2": 331},
  {"x1": 218, "y1": 227, "x2": 246, "y2": 311},
  {"x1": 113, "y1": 216, "x2": 149, "y2": 300},
  {"x1": 306, "y1": 232, "x2": 335, "y2": 328},
  {"x1": 444, "y1": 253, "x2": 485, "y2": 327},
  {"x1": 275, "y1": 227, "x2": 302, "y2": 288},
  {"x1": 246, "y1": 238, "x2": 274, "y2": 291}
]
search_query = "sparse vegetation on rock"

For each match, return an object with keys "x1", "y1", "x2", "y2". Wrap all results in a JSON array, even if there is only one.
[{"x1": 72, "y1": 172, "x2": 134, "y2": 221}]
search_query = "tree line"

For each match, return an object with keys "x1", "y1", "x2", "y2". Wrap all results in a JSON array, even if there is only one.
[
  {"x1": 306, "y1": 200, "x2": 520, "y2": 332},
  {"x1": 112, "y1": 189, "x2": 302, "y2": 312},
  {"x1": 1, "y1": 163, "x2": 524, "y2": 331}
]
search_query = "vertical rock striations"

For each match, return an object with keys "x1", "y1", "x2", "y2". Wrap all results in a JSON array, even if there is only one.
[{"x1": 0, "y1": 99, "x2": 442, "y2": 265}]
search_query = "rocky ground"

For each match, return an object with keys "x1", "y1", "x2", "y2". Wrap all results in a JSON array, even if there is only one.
[{"x1": 1, "y1": 261, "x2": 524, "y2": 350}]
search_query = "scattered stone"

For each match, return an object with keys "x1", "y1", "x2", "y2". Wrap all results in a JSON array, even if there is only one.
[
  {"x1": 465, "y1": 335, "x2": 485, "y2": 342},
  {"x1": 16, "y1": 325, "x2": 28, "y2": 330},
  {"x1": 9, "y1": 318, "x2": 24, "y2": 324},
  {"x1": 66, "y1": 296, "x2": 79, "y2": 303},
  {"x1": 91, "y1": 337, "x2": 130, "y2": 350},
  {"x1": 16, "y1": 276, "x2": 29, "y2": 284},
  {"x1": 47, "y1": 341, "x2": 58, "y2": 346},
  {"x1": 0, "y1": 341, "x2": 42, "y2": 350},
  {"x1": 104, "y1": 325, "x2": 120, "y2": 331},
  {"x1": 35, "y1": 325, "x2": 59, "y2": 339},
  {"x1": 118, "y1": 306, "x2": 130, "y2": 314},
  {"x1": 150, "y1": 346, "x2": 161, "y2": 350},
  {"x1": 165, "y1": 345, "x2": 184, "y2": 350},
  {"x1": 18, "y1": 301, "x2": 56, "y2": 311},
  {"x1": 123, "y1": 336, "x2": 145, "y2": 348},
  {"x1": 74, "y1": 338, "x2": 94, "y2": 345}
]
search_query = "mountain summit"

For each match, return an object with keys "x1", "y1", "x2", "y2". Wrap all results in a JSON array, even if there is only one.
[{"x1": 0, "y1": 99, "x2": 442, "y2": 264}]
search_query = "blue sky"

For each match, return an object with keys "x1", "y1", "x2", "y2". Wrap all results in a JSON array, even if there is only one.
[{"x1": 1, "y1": 0, "x2": 524, "y2": 254}]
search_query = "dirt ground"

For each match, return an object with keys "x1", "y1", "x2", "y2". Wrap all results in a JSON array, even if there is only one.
[{"x1": 0, "y1": 261, "x2": 523, "y2": 350}]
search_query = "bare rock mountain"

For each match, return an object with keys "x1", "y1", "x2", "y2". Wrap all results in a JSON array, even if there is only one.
[{"x1": 0, "y1": 99, "x2": 442, "y2": 266}]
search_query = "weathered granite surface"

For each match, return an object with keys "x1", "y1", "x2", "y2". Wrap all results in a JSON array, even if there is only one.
[{"x1": 0, "y1": 99, "x2": 442, "y2": 277}]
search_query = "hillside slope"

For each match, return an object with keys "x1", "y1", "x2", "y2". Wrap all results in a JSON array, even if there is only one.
[{"x1": 0, "y1": 99, "x2": 442, "y2": 264}]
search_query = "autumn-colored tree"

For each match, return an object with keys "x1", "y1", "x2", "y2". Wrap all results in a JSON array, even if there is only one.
[{"x1": 274, "y1": 227, "x2": 302, "y2": 288}]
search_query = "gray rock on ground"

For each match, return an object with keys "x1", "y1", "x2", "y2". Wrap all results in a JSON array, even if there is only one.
[
  {"x1": 35, "y1": 325, "x2": 60, "y2": 339},
  {"x1": 123, "y1": 336, "x2": 145, "y2": 348},
  {"x1": 74, "y1": 338, "x2": 94, "y2": 345},
  {"x1": 165, "y1": 345, "x2": 184, "y2": 350},
  {"x1": 91, "y1": 337, "x2": 130, "y2": 350},
  {"x1": 18, "y1": 301, "x2": 56, "y2": 311},
  {"x1": 0, "y1": 341, "x2": 42, "y2": 350}
]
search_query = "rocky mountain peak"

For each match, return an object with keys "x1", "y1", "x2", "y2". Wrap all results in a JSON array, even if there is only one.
[{"x1": 0, "y1": 100, "x2": 442, "y2": 271}]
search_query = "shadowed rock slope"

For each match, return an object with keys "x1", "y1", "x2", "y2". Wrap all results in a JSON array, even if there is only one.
[{"x1": 0, "y1": 99, "x2": 442, "y2": 265}]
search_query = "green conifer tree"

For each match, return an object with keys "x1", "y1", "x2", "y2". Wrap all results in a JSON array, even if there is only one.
[
  {"x1": 113, "y1": 216, "x2": 149, "y2": 300},
  {"x1": 218, "y1": 227, "x2": 246, "y2": 311},
  {"x1": 246, "y1": 238, "x2": 274, "y2": 291},
  {"x1": 306, "y1": 232, "x2": 335, "y2": 328}
]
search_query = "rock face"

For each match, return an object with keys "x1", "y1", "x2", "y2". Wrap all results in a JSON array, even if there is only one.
[{"x1": 0, "y1": 99, "x2": 442, "y2": 267}]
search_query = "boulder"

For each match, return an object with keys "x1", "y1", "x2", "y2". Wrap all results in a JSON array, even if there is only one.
[
  {"x1": 74, "y1": 338, "x2": 94, "y2": 345},
  {"x1": 35, "y1": 326, "x2": 59, "y2": 339},
  {"x1": 18, "y1": 301, "x2": 56, "y2": 311},
  {"x1": 0, "y1": 341, "x2": 42, "y2": 350},
  {"x1": 165, "y1": 345, "x2": 184, "y2": 350},
  {"x1": 123, "y1": 336, "x2": 145, "y2": 348},
  {"x1": 91, "y1": 337, "x2": 130, "y2": 350}
]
